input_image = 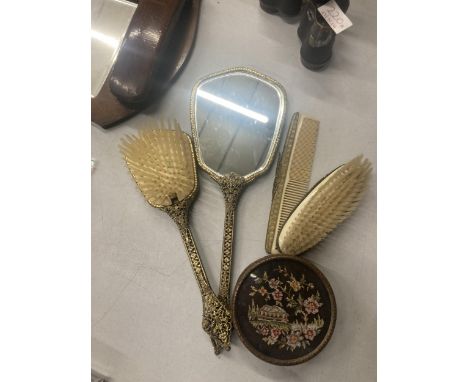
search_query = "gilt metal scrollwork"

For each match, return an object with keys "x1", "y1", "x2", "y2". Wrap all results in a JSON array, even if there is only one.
[{"x1": 162, "y1": 199, "x2": 232, "y2": 354}]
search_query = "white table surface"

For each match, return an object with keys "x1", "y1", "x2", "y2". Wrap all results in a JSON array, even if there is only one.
[{"x1": 92, "y1": 0, "x2": 376, "y2": 381}]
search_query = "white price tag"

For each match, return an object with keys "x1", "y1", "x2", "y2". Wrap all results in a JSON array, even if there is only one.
[{"x1": 318, "y1": 0, "x2": 353, "y2": 34}]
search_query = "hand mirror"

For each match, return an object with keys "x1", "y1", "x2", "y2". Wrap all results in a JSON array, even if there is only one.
[
  {"x1": 91, "y1": 0, "x2": 201, "y2": 127},
  {"x1": 190, "y1": 67, "x2": 287, "y2": 323}
]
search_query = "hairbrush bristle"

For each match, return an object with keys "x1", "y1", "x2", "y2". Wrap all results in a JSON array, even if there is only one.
[
  {"x1": 278, "y1": 155, "x2": 372, "y2": 255},
  {"x1": 120, "y1": 120, "x2": 197, "y2": 207}
]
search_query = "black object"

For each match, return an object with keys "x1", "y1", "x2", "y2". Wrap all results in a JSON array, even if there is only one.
[
  {"x1": 233, "y1": 255, "x2": 336, "y2": 365},
  {"x1": 260, "y1": 0, "x2": 303, "y2": 17},
  {"x1": 298, "y1": 0, "x2": 350, "y2": 70}
]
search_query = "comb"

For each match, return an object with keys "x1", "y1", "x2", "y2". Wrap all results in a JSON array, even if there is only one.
[
  {"x1": 265, "y1": 113, "x2": 319, "y2": 254},
  {"x1": 278, "y1": 155, "x2": 372, "y2": 255},
  {"x1": 120, "y1": 120, "x2": 232, "y2": 354}
]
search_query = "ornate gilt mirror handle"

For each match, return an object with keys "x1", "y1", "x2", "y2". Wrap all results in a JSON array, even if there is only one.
[
  {"x1": 162, "y1": 199, "x2": 232, "y2": 354},
  {"x1": 216, "y1": 173, "x2": 247, "y2": 307}
]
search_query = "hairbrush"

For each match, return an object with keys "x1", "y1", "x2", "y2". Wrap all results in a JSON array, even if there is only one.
[
  {"x1": 120, "y1": 120, "x2": 231, "y2": 354},
  {"x1": 278, "y1": 155, "x2": 372, "y2": 254}
]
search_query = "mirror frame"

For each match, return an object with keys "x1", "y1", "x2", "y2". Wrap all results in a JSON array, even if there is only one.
[
  {"x1": 190, "y1": 67, "x2": 287, "y2": 184},
  {"x1": 91, "y1": 0, "x2": 201, "y2": 128}
]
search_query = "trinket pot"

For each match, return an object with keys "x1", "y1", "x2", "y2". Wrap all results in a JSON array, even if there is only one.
[{"x1": 233, "y1": 255, "x2": 336, "y2": 365}]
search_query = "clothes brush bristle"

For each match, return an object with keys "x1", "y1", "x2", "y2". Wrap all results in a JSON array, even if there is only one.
[{"x1": 278, "y1": 156, "x2": 372, "y2": 255}]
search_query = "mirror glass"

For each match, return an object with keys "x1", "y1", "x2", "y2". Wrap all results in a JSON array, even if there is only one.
[
  {"x1": 194, "y1": 71, "x2": 283, "y2": 176},
  {"x1": 91, "y1": 0, "x2": 136, "y2": 97}
]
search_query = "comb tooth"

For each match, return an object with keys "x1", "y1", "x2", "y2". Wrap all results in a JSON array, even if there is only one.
[{"x1": 265, "y1": 113, "x2": 320, "y2": 254}]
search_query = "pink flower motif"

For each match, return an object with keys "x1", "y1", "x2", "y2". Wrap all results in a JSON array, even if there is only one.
[
  {"x1": 258, "y1": 287, "x2": 268, "y2": 296},
  {"x1": 270, "y1": 327, "x2": 282, "y2": 339},
  {"x1": 303, "y1": 324, "x2": 317, "y2": 341},
  {"x1": 286, "y1": 333, "x2": 301, "y2": 350},
  {"x1": 304, "y1": 296, "x2": 321, "y2": 314},
  {"x1": 268, "y1": 278, "x2": 280, "y2": 289},
  {"x1": 272, "y1": 289, "x2": 283, "y2": 301},
  {"x1": 259, "y1": 326, "x2": 270, "y2": 336}
]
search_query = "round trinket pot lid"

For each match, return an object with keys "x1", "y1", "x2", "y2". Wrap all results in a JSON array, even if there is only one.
[{"x1": 232, "y1": 255, "x2": 336, "y2": 366}]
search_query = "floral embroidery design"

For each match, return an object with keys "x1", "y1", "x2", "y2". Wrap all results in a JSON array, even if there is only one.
[{"x1": 248, "y1": 266, "x2": 324, "y2": 351}]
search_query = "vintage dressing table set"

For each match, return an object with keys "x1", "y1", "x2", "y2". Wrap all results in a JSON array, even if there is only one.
[{"x1": 93, "y1": 0, "x2": 370, "y2": 367}]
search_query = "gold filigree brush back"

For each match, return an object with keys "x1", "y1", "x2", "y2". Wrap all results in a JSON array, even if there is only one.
[
  {"x1": 278, "y1": 155, "x2": 372, "y2": 255},
  {"x1": 120, "y1": 120, "x2": 232, "y2": 354}
]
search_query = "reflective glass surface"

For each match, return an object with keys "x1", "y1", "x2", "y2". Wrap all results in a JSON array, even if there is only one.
[
  {"x1": 194, "y1": 72, "x2": 282, "y2": 176},
  {"x1": 91, "y1": 0, "x2": 136, "y2": 97}
]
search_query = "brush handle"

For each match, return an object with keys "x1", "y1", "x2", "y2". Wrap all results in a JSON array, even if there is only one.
[
  {"x1": 163, "y1": 202, "x2": 211, "y2": 293},
  {"x1": 162, "y1": 200, "x2": 232, "y2": 354},
  {"x1": 218, "y1": 173, "x2": 246, "y2": 307}
]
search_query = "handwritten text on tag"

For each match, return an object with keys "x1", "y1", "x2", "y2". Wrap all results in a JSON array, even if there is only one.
[{"x1": 318, "y1": 0, "x2": 353, "y2": 34}]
